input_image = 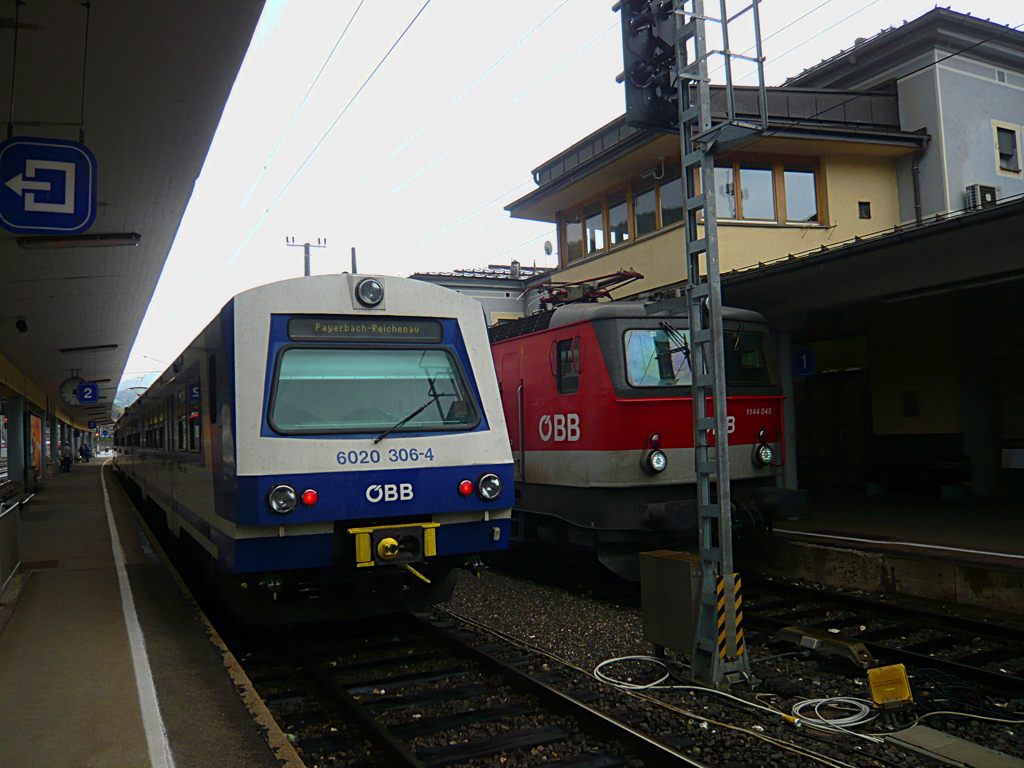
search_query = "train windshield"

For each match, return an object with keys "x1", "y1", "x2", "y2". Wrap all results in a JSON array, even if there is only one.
[
  {"x1": 270, "y1": 348, "x2": 479, "y2": 434},
  {"x1": 624, "y1": 329, "x2": 693, "y2": 386},
  {"x1": 624, "y1": 327, "x2": 774, "y2": 387}
]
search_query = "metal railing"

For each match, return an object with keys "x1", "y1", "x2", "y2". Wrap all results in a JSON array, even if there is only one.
[{"x1": 0, "y1": 492, "x2": 31, "y2": 594}]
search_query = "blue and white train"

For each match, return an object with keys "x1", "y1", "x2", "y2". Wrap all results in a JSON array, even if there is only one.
[{"x1": 114, "y1": 274, "x2": 514, "y2": 620}]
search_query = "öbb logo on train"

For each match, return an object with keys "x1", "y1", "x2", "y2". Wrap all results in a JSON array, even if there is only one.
[
  {"x1": 538, "y1": 413, "x2": 580, "y2": 442},
  {"x1": 365, "y1": 483, "x2": 414, "y2": 503}
]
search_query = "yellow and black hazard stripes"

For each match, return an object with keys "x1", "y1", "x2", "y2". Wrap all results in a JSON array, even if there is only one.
[{"x1": 715, "y1": 573, "x2": 746, "y2": 660}]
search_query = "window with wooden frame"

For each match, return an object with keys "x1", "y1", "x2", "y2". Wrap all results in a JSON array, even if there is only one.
[
  {"x1": 714, "y1": 160, "x2": 821, "y2": 224},
  {"x1": 560, "y1": 167, "x2": 685, "y2": 266}
]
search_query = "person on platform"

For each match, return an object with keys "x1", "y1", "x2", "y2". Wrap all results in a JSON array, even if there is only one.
[
  {"x1": 60, "y1": 442, "x2": 73, "y2": 473},
  {"x1": 80, "y1": 443, "x2": 91, "y2": 463}
]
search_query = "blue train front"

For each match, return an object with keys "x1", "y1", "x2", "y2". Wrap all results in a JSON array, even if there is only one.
[{"x1": 114, "y1": 274, "x2": 514, "y2": 620}]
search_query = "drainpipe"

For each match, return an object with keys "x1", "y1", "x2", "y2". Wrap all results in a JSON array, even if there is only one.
[{"x1": 911, "y1": 132, "x2": 930, "y2": 224}]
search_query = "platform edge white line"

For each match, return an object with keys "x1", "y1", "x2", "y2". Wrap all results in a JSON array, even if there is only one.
[
  {"x1": 101, "y1": 460, "x2": 176, "y2": 768},
  {"x1": 776, "y1": 529, "x2": 1024, "y2": 561}
]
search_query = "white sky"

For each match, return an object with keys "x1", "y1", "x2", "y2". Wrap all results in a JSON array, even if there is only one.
[{"x1": 119, "y1": 0, "x2": 1022, "y2": 389}]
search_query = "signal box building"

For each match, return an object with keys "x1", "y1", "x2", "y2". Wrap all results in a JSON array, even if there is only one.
[{"x1": 506, "y1": 8, "x2": 1024, "y2": 502}]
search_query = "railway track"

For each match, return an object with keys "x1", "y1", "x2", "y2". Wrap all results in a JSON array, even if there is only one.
[
  {"x1": 233, "y1": 612, "x2": 704, "y2": 768},
  {"x1": 745, "y1": 580, "x2": 1024, "y2": 696}
]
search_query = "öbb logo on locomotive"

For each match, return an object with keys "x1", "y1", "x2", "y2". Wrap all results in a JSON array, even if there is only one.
[
  {"x1": 538, "y1": 413, "x2": 581, "y2": 442},
  {"x1": 365, "y1": 483, "x2": 415, "y2": 503}
]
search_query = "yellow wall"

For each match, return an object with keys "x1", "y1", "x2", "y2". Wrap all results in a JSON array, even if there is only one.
[{"x1": 546, "y1": 154, "x2": 902, "y2": 298}]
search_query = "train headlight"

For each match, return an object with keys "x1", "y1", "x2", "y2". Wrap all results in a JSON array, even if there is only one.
[
  {"x1": 477, "y1": 472, "x2": 502, "y2": 501},
  {"x1": 267, "y1": 483, "x2": 298, "y2": 514},
  {"x1": 646, "y1": 450, "x2": 668, "y2": 473},
  {"x1": 753, "y1": 443, "x2": 774, "y2": 467},
  {"x1": 355, "y1": 277, "x2": 384, "y2": 307}
]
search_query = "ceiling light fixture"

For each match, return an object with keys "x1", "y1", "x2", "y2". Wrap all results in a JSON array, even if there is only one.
[
  {"x1": 17, "y1": 232, "x2": 141, "y2": 250},
  {"x1": 60, "y1": 344, "x2": 118, "y2": 354}
]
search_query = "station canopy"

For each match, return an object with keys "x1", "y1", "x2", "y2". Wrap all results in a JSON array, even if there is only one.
[{"x1": 0, "y1": 1, "x2": 264, "y2": 426}]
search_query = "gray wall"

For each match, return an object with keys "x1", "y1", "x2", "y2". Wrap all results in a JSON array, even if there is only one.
[{"x1": 934, "y1": 55, "x2": 1024, "y2": 211}]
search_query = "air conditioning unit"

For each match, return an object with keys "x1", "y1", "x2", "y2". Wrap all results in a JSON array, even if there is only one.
[{"x1": 965, "y1": 183, "x2": 1000, "y2": 210}]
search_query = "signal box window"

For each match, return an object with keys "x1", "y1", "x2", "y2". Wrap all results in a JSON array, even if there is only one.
[
  {"x1": 564, "y1": 209, "x2": 584, "y2": 263},
  {"x1": 624, "y1": 328, "x2": 692, "y2": 387},
  {"x1": 607, "y1": 189, "x2": 629, "y2": 247},
  {"x1": 633, "y1": 177, "x2": 658, "y2": 237},
  {"x1": 784, "y1": 166, "x2": 818, "y2": 222},
  {"x1": 584, "y1": 201, "x2": 604, "y2": 255},
  {"x1": 556, "y1": 338, "x2": 580, "y2": 394}
]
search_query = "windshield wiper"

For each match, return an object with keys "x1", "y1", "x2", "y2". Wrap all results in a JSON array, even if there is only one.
[{"x1": 373, "y1": 392, "x2": 445, "y2": 444}]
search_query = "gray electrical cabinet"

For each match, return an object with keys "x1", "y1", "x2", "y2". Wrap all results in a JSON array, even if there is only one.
[{"x1": 640, "y1": 550, "x2": 702, "y2": 652}]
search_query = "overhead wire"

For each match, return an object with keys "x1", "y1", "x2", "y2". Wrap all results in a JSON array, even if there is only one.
[
  {"x1": 240, "y1": 0, "x2": 369, "y2": 208},
  {"x1": 227, "y1": 0, "x2": 593, "y2": 268},
  {"x1": 227, "y1": 0, "x2": 434, "y2": 266}
]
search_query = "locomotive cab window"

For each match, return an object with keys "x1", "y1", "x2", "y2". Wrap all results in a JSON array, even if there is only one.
[
  {"x1": 556, "y1": 338, "x2": 580, "y2": 394},
  {"x1": 624, "y1": 328, "x2": 692, "y2": 387},
  {"x1": 269, "y1": 347, "x2": 479, "y2": 434},
  {"x1": 724, "y1": 329, "x2": 774, "y2": 385}
]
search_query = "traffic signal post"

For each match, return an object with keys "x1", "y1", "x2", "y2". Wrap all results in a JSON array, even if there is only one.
[{"x1": 616, "y1": 0, "x2": 768, "y2": 688}]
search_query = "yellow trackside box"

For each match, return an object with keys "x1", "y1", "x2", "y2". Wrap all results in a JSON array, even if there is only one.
[{"x1": 867, "y1": 664, "x2": 913, "y2": 709}]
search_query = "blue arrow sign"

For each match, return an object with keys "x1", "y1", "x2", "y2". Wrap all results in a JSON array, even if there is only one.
[
  {"x1": 77, "y1": 382, "x2": 100, "y2": 404},
  {"x1": 0, "y1": 137, "x2": 97, "y2": 235},
  {"x1": 102, "y1": 430, "x2": 110, "y2": 438}
]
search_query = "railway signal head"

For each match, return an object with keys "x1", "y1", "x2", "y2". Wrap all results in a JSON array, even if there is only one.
[{"x1": 615, "y1": 0, "x2": 678, "y2": 132}]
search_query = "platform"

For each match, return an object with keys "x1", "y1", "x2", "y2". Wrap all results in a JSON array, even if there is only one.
[
  {"x1": 0, "y1": 461, "x2": 299, "y2": 768},
  {"x1": 748, "y1": 493, "x2": 1024, "y2": 615}
]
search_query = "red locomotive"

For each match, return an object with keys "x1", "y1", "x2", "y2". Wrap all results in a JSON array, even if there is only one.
[{"x1": 489, "y1": 283, "x2": 796, "y2": 579}]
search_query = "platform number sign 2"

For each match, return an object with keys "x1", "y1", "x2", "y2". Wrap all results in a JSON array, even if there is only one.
[{"x1": 76, "y1": 382, "x2": 100, "y2": 404}]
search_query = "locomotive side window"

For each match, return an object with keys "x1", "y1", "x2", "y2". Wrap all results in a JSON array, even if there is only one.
[
  {"x1": 556, "y1": 338, "x2": 580, "y2": 394},
  {"x1": 269, "y1": 347, "x2": 479, "y2": 434},
  {"x1": 724, "y1": 330, "x2": 774, "y2": 385},
  {"x1": 624, "y1": 329, "x2": 692, "y2": 387}
]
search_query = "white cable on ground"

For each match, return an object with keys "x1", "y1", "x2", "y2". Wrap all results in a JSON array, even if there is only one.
[
  {"x1": 593, "y1": 655, "x2": 784, "y2": 717},
  {"x1": 916, "y1": 710, "x2": 1024, "y2": 725},
  {"x1": 593, "y1": 656, "x2": 671, "y2": 689},
  {"x1": 791, "y1": 697, "x2": 882, "y2": 743}
]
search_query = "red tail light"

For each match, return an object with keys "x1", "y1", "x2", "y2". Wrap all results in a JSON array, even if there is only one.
[
  {"x1": 301, "y1": 489, "x2": 319, "y2": 506},
  {"x1": 649, "y1": 433, "x2": 662, "y2": 449},
  {"x1": 458, "y1": 479, "x2": 474, "y2": 497}
]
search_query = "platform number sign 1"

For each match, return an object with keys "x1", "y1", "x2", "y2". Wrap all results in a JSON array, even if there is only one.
[
  {"x1": 76, "y1": 382, "x2": 100, "y2": 404},
  {"x1": 793, "y1": 348, "x2": 815, "y2": 377}
]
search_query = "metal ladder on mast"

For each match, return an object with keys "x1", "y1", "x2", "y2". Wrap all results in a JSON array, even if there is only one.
[{"x1": 672, "y1": 0, "x2": 768, "y2": 688}]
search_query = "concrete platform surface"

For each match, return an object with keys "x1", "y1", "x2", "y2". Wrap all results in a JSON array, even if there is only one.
[
  {"x1": 774, "y1": 494, "x2": 1024, "y2": 565},
  {"x1": 0, "y1": 462, "x2": 286, "y2": 768}
]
